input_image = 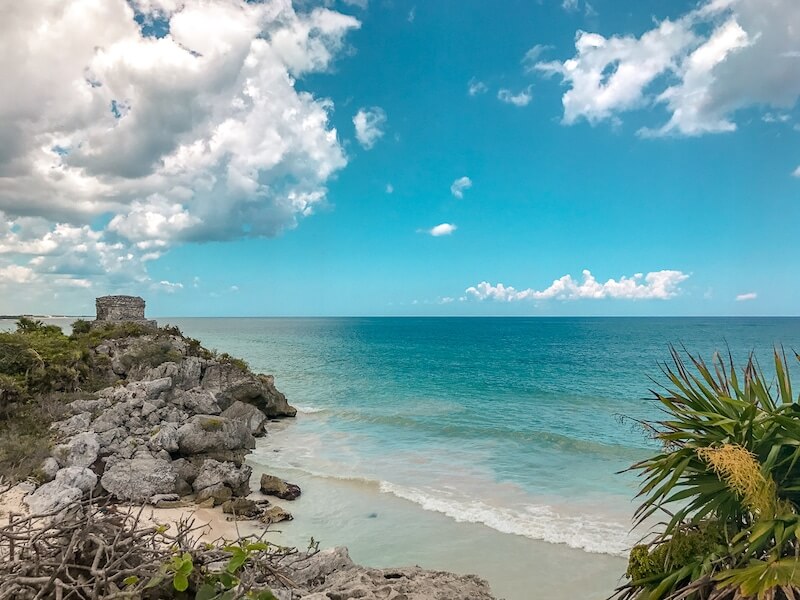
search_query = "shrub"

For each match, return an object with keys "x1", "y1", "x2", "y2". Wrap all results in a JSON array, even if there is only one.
[
  {"x1": 614, "y1": 348, "x2": 800, "y2": 600},
  {"x1": 70, "y1": 319, "x2": 91, "y2": 335}
]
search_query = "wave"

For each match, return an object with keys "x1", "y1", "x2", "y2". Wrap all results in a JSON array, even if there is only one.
[
  {"x1": 378, "y1": 481, "x2": 632, "y2": 557},
  {"x1": 248, "y1": 458, "x2": 632, "y2": 557},
  {"x1": 294, "y1": 405, "x2": 327, "y2": 414}
]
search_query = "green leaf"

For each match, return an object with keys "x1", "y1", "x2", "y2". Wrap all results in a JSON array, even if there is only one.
[
  {"x1": 196, "y1": 583, "x2": 219, "y2": 600},
  {"x1": 122, "y1": 575, "x2": 139, "y2": 587},
  {"x1": 173, "y1": 573, "x2": 189, "y2": 592}
]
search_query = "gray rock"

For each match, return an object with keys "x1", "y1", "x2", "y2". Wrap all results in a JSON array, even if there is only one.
[
  {"x1": 100, "y1": 458, "x2": 177, "y2": 502},
  {"x1": 221, "y1": 497, "x2": 259, "y2": 517},
  {"x1": 195, "y1": 482, "x2": 232, "y2": 506},
  {"x1": 176, "y1": 415, "x2": 255, "y2": 456},
  {"x1": 289, "y1": 547, "x2": 355, "y2": 588},
  {"x1": 201, "y1": 363, "x2": 296, "y2": 417},
  {"x1": 54, "y1": 432, "x2": 100, "y2": 468},
  {"x1": 141, "y1": 401, "x2": 157, "y2": 417},
  {"x1": 24, "y1": 482, "x2": 83, "y2": 517},
  {"x1": 193, "y1": 460, "x2": 252, "y2": 496},
  {"x1": 177, "y1": 388, "x2": 220, "y2": 415},
  {"x1": 220, "y1": 401, "x2": 268, "y2": 436},
  {"x1": 260, "y1": 474, "x2": 301, "y2": 500},
  {"x1": 40, "y1": 457, "x2": 60, "y2": 482},
  {"x1": 54, "y1": 466, "x2": 98, "y2": 493},
  {"x1": 290, "y1": 548, "x2": 496, "y2": 600},
  {"x1": 150, "y1": 423, "x2": 179, "y2": 453},
  {"x1": 171, "y1": 458, "x2": 198, "y2": 484},
  {"x1": 260, "y1": 504, "x2": 293, "y2": 524},
  {"x1": 150, "y1": 493, "x2": 179, "y2": 505},
  {"x1": 144, "y1": 377, "x2": 173, "y2": 399},
  {"x1": 53, "y1": 412, "x2": 91, "y2": 436}
]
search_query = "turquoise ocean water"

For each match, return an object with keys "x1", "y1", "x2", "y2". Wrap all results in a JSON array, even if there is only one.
[
  {"x1": 6, "y1": 316, "x2": 799, "y2": 597},
  {"x1": 161, "y1": 318, "x2": 800, "y2": 555}
]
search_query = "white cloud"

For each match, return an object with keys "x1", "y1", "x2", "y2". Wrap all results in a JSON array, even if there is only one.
[
  {"x1": 466, "y1": 269, "x2": 689, "y2": 301},
  {"x1": 343, "y1": 0, "x2": 368, "y2": 8},
  {"x1": 498, "y1": 86, "x2": 533, "y2": 107},
  {"x1": 522, "y1": 45, "x2": 551, "y2": 72},
  {"x1": 353, "y1": 107, "x2": 387, "y2": 149},
  {"x1": 386, "y1": 183, "x2": 394, "y2": 194},
  {"x1": 736, "y1": 292, "x2": 757, "y2": 301},
  {"x1": 408, "y1": 7, "x2": 416, "y2": 23},
  {"x1": 792, "y1": 165, "x2": 800, "y2": 178},
  {"x1": 428, "y1": 223, "x2": 457, "y2": 237},
  {"x1": 450, "y1": 176, "x2": 473, "y2": 199},
  {"x1": 158, "y1": 280, "x2": 183, "y2": 292},
  {"x1": 0, "y1": 265, "x2": 37, "y2": 284},
  {"x1": 762, "y1": 113, "x2": 791, "y2": 123},
  {"x1": 468, "y1": 78, "x2": 488, "y2": 96},
  {"x1": 0, "y1": 0, "x2": 360, "y2": 307},
  {"x1": 439, "y1": 297, "x2": 455, "y2": 304},
  {"x1": 537, "y1": 0, "x2": 800, "y2": 136}
]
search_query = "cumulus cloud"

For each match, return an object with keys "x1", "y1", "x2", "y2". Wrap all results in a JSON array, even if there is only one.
[
  {"x1": 427, "y1": 223, "x2": 457, "y2": 237},
  {"x1": 792, "y1": 166, "x2": 800, "y2": 178},
  {"x1": 353, "y1": 107, "x2": 387, "y2": 149},
  {"x1": 498, "y1": 86, "x2": 533, "y2": 107},
  {"x1": 450, "y1": 176, "x2": 473, "y2": 199},
  {"x1": 522, "y1": 45, "x2": 551, "y2": 72},
  {"x1": 0, "y1": 265, "x2": 37, "y2": 284},
  {"x1": 0, "y1": 0, "x2": 360, "y2": 308},
  {"x1": 736, "y1": 292, "x2": 757, "y2": 301},
  {"x1": 468, "y1": 78, "x2": 488, "y2": 96},
  {"x1": 466, "y1": 270, "x2": 689, "y2": 301},
  {"x1": 536, "y1": 0, "x2": 800, "y2": 136}
]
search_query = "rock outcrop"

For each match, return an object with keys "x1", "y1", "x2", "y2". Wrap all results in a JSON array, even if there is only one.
[
  {"x1": 260, "y1": 473, "x2": 302, "y2": 500},
  {"x1": 284, "y1": 547, "x2": 496, "y2": 600},
  {"x1": 27, "y1": 328, "x2": 296, "y2": 514}
]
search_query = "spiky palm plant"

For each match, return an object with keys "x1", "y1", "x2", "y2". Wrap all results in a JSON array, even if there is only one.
[{"x1": 614, "y1": 347, "x2": 800, "y2": 600}]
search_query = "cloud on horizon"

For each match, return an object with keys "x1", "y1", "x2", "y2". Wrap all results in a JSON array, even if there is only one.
[{"x1": 466, "y1": 270, "x2": 689, "y2": 301}]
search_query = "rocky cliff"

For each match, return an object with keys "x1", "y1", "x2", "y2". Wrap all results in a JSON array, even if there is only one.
[{"x1": 25, "y1": 328, "x2": 296, "y2": 516}]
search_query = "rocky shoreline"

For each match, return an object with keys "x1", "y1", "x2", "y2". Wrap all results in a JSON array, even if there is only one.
[{"x1": 1, "y1": 318, "x2": 497, "y2": 599}]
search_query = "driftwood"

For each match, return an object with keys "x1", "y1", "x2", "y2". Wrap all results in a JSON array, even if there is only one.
[{"x1": 0, "y1": 496, "x2": 313, "y2": 600}]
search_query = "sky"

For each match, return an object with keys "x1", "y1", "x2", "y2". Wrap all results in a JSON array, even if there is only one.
[{"x1": 0, "y1": 0, "x2": 798, "y2": 317}]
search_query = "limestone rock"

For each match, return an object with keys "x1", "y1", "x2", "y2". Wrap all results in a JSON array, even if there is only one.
[
  {"x1": 195, "y1": 482, "x2": 232, "y2": 506},
  {"x1": 150, "y1": 423, "x2": 179, "y2": 453},
  {"x1": 54, "y1": 432, "x2": 100, "y2": 468},
  {"x1": 24, "y1": 467, "x2": 97, "y2": 516},
  {"x1": 220, "y1": 400, "x2": 268, "y2": 436},
  {"x1": 201, "y1": 362, "x2": 296, "y2": 417},
  {"x1": 101, "y1": 457, "x2": 177, "y2": 502},
  {"x1": 176, "y1": 415, "x2": 255, "y2": 456},
  {"x1": 39, "y1": 457, "x2": 60, "y2": 482},
  {"x1": 53, "y1": 412, "x2": 91, "y2": 436},
  {"x1": 260, "y1": 505, "x2": 293, "y2": 524},
  {"x1": 259, "y1": 474, "x2": 301, "y2": 500},
  {"x1": 177, "y1": 388, "x2": 220, "y2": 415},
  {"x1": 193, "y1": 459, "x2": 251, "y2": 496},
  {"x1": 221, "y1": 497, "x2": 259, "y2": 517}
]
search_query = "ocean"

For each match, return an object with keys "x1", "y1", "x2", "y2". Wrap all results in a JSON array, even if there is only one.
[
  {"x1": 162, "y1": 316, "x2": 800, "y2": 599},
  {"x1": 5, "y1": 316, "x2": 799, "y2": 598}
]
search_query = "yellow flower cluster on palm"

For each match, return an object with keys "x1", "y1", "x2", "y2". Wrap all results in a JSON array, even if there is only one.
[{"x1": 696, "y1": 444, "x2": 777, "y2": 520}]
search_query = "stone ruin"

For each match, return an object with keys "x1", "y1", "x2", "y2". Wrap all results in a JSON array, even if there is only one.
[{"x1": 92, "y1": 295, "x2": 157, "y2": 329}]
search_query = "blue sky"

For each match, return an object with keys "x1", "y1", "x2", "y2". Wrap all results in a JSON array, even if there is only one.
[{"x1": 0, "y1": 0, "x2": 798, "y2": 316}]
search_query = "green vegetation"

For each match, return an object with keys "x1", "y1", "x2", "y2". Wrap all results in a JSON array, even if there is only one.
[
  {"x1": 0, "y1": 318, "x2": 182, "y2": 481},
  {"x1": 614, "y1": 348, "x2": 800, "y2": 600}
]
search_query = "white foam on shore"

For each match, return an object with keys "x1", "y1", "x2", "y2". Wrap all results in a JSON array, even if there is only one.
[
  {"x1": 250, "y1": 450, "x2": 633, "y2": 557},
  {"x1": 378, "y1": 481, "x2": 632, "y2": 556},
  {"x1": 295, "y1": 405, "x2": 327, "y2": 414}
]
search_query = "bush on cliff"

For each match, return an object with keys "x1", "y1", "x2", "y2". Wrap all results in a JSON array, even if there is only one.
[{"x1": 614, "y1": 348, "x2": 800, "y2": 600}]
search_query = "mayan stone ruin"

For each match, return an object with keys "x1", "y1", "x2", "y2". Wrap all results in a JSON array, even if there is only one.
[{"x1": 93, "y1": 295, "x2": 157, "y2": 329}]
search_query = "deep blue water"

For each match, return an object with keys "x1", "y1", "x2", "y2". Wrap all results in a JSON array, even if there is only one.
[{"x1": 158, "y1": 317, "x2": 800, "y2": 554}]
